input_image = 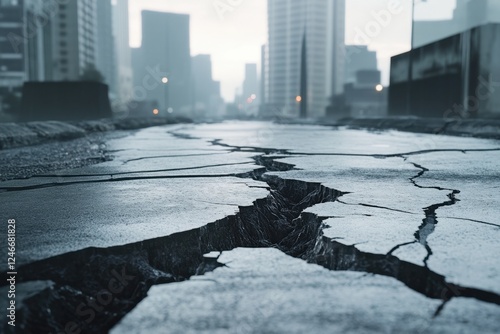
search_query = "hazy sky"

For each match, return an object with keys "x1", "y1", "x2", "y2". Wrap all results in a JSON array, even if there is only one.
[{"x1": 129, "y1": 0, "x2": 456, "y2": 101}]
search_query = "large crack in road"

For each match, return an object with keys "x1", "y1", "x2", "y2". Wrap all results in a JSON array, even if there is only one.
[
  {"x1": 408, "y1": 163, "x2": 461, "y2": 267},
  {"x1": 3, "y1": 131, "x2": 500, "y2": 333}
]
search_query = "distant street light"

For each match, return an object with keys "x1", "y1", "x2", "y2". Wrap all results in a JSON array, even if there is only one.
[
  {"x1": 376, "y1": 84, "x2": 384, "y2": 114},
  {"x1": 162, "y1": 76, "x2": 169, "y2": 116},
  {"x1": 153, "y1": 108, "x2": 159, "y2": 115},
  {"x1": 296, "y1": 95, "x2": 302, "y2": 103}
]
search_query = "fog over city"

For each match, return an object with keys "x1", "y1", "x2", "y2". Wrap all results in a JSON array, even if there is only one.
[
  {"x1": 129, "y1": 0, "x2": 456, "y2": 101},
  {"x1": 1, "y1": 1, "x2": 500, "y2": 333}
]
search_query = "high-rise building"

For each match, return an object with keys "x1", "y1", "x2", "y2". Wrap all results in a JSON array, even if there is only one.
[
  {"x1": 1, "y1": 0, "x2": 116, "y2": 86},
  {"x1": 191, "y1": 54, "x2": 221, "y2": 116},
  {"x1": 96, "y1": 0, "x2": 115, "y2": 94},
  {"x1": 43, "y1": 0, "x2": 99, "y2": 81},
  {"x1": 267, "y1": 0, "x2": 345, "y2": 118},
  {"x1": 34, "y1": 0, "x2": 113, "y2": 87},
  {"x1": 0, "y1": 0, "x2": 46, "y2": 92},
  {"x1": 242, "y1": 63, "x2": 258, "y2": 102},
  {"x1": 112, "y1": 0, "x2": 132, "y2": 106},
  {"x1": 191, "y1": 54, "x2": 213, "y2": 109},
  {"x1": 140, "y1": 11, "x2": 191, "y2": 114}
]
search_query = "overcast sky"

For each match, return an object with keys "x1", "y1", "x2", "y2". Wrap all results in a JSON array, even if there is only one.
[{"x1": 129, "y1": 0, "x2": 456, "y2": 101}]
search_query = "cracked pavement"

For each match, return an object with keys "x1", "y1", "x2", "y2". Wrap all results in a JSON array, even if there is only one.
[{"x1": 0, "y1": 121, "x2": 499, "y2": 333}]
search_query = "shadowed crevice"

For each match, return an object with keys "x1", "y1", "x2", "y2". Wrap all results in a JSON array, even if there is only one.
[{"x1": 5, "y1": 131, "x2": 499, "y2": 333}]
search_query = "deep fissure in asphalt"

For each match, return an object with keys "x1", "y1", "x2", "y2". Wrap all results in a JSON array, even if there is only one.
[
  {"x1": 4, "y1": 134, "x2": 500, "y2": 333},
  {"x1": 409, "y1": 163, "x2": 461, "y2": 267}
]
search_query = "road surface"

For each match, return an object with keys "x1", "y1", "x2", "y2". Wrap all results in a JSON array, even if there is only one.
[{"x1": 1, "y1": 121, "x2": 499, "y2": 333}]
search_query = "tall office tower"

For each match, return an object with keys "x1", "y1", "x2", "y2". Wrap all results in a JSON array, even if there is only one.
[
  {"x1": 191, "y1": 54, "x2": 212, "y2": 109},
  {"x1": 113, "y1": 0, "x2": 132, "y2": 106},
  {"x1": 242, "y1": 63, "x2": 258, "y2": 102},
  {"x1": 191, "y1": 55, "x2": 217, "y2": 112},
  {"x1": 43, "y1": 0, "x2": 98, "y2": 81},
  {"x1": 0, "y1": 0, "x2": 46, "y2": 92},
  {"x1": 191, "y1": 54, "x2": 223, "y2": 117},
  {"x1": 140, "y1": 11, "x2": 191, "y2": 114},
  {"x1": 267, "y1": 0, "x2": 345, "y2": 118},
  {"x1": 96, "y1": 0, "x2": 115, "y2": 94}
]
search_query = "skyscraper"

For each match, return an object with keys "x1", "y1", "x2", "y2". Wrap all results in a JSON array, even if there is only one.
[
  {"x1": 191, "y1": 54, "x2": 221, "y2": 116},
  {"x1": 191, "y1": 54, "x2": 213, "y2": 110},
  {"x1": 267, "y1": 0, "x2": 345, "y2": 118},
  {"x1": 96, "y1": 0, "x2": 115, "y2": 93},
  {"x1": 113, "y1": 0, "x2": 132, "y2": 107},
  {"x1": 140, "y1": 11, "x2": 191, "y2": 114},
  {"x1": 242, "y1": 63, "x2": 258, "y2": 102},
  {"x1": 43, "y1": 0, "x2": 99, "y2": 81},
  {"x1": 0, "y1": 0, "x2": 46, "y2": 92},
  {"x1": 1, "y1": 0, "x2": 116, "y2": 86}
]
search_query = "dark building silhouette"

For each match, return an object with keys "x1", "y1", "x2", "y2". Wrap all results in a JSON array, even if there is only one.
[{"x1": 389, "y1": 23, "x2": 500, "y2": 118}]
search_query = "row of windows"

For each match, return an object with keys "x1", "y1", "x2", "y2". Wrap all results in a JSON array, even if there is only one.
[{"x1": 79, "y1": 43, "x2": 95, "y2": 53}]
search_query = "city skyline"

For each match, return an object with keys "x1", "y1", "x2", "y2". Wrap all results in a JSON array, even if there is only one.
[{"x1": 128, "y1": 0, "x2": 457, "y2": 102}]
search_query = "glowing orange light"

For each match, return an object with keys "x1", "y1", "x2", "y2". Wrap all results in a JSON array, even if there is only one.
[
  {"x1": 296, "y1": 96, "x2": 302, "y2": 102},
  {"x1": 153, "y1": 108, "x2": 159, "y2": 115}
]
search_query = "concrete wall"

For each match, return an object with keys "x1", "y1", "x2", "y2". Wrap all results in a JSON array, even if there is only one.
[
  {"x1": 21, "y1": 81, "x2": 112, "y2": 121},
  {"x1": 389, "y1": 23, "x2": 500, "y2": 118}
]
